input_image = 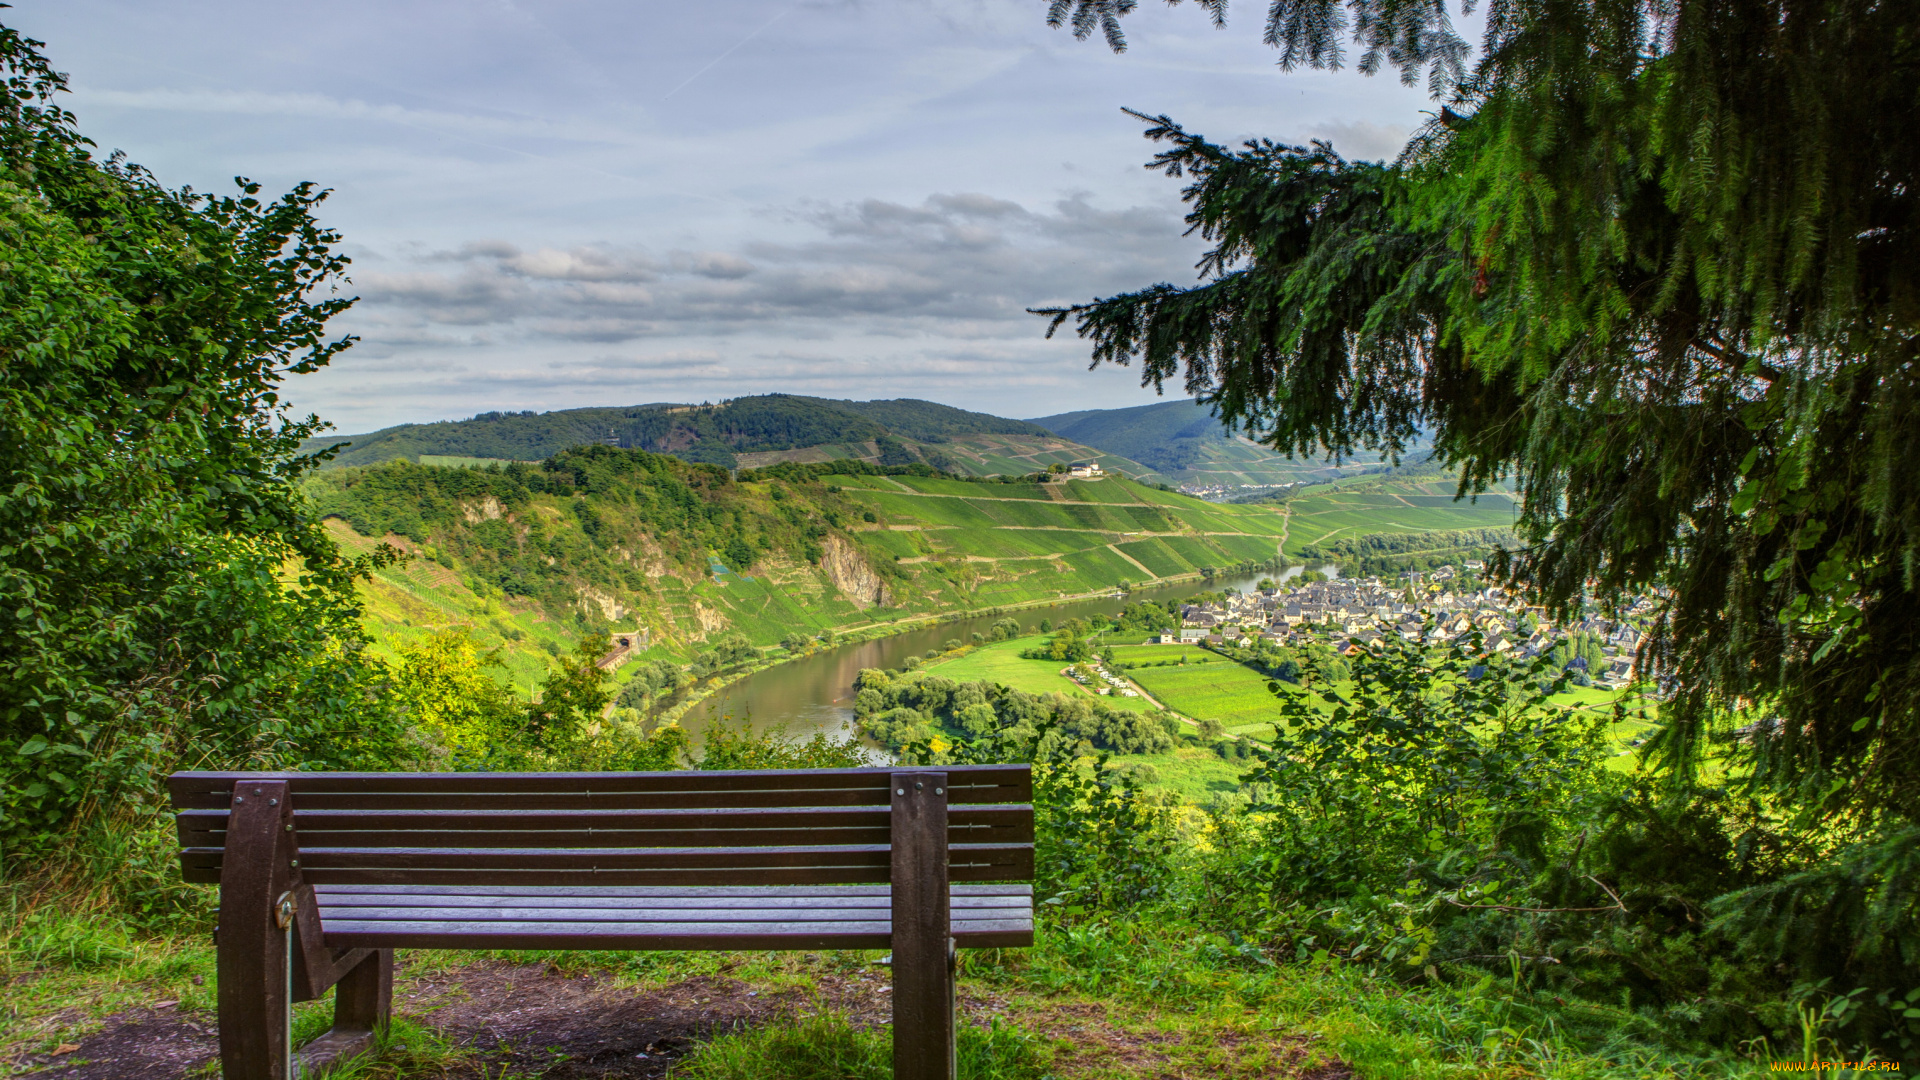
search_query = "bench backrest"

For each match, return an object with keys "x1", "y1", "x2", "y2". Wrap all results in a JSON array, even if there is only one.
[{"x1": 169, "y1": 766, "x2": 1033, "y2": 889}]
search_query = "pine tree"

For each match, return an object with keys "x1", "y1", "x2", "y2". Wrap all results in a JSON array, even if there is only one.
[{"x1": 1038, "y1": 0, "x2": 1920, "y2": 824}]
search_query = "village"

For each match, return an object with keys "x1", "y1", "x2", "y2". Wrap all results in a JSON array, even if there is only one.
[{"x1": 1165, "y1": 565, "x2": 1653, "y2": 690}]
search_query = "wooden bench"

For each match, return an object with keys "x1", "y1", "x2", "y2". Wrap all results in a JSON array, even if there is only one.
[{"x1": 169, "y1": 765, "x2": 1034, "y2": 1080}]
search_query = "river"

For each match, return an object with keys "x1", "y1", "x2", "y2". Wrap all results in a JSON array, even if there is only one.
[{"x1": 678, "y1": 564, "x2": 1335, "y2": 743}]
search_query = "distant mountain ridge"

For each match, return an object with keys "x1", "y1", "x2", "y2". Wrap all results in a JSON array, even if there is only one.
[
  {"x1": 1029, "y1": 399, "x2": 1400, "y2": 491},
  {"x1": 302, "y1": 395, "x2": 1070, "y2": 472}
]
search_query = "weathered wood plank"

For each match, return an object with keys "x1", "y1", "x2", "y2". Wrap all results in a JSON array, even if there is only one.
[
  {"x1": 310, "y1": 883, "x2": 1034, "y2": 898},
  {"x1": 168, "y1": 765, "x2": 1028, "y2": 796},
  {"x1": 186, "y1": 861, "x2": 1030, "y2": 888},
  {"x1": 316, "y1": 899, "x2": 1036, "y2": 914},
  {"x1": 216, "y1": 780, "x2": 297, "y2": 1080},
  {"x1": 183, "y1": 842, "x2": 1031, "y2": 874},
  {"x1": 313, "y1": 893, "x2": 1032, "y2": 913},
  {"x1": 179, "y1": 806, "x2": 1032, "y2": 851},
  {"x1": 304, "y1": 867, "x2": 902, "y2": 887},
  {"x1": 315, "y1": 889, "x2": 1031, "y2": 907},
  {"x1": 318, "y1": 918, "x2": 1032, "y2": 952},
  {"x1": 173, "y1": 788, "x2": 900, "y2": 811},
  {"x1": 891, "y1": 770, "x2": 955, "y2": 1080}
]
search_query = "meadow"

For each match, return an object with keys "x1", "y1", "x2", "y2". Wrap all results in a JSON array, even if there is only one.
[
  {"x1": 923, "y1": 637, "x2": 1157, "y2": 712},
  {"x1": 1125, "y1": 658, "x2": 1287, "y2": 733},
  {"x1": 1109, "y1": 643, "x2": 1225, "y2": 664}
]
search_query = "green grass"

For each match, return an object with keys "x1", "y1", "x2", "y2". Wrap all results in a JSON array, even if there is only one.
[
  {"x1": 1102, "y1": 745, "x2": 1251, "y2": 800},
  {"x1": 3, "y1": 899, "x2": 1766, "y2": 1080},
  {"x1": 673, "y1": 1011, "x2": 1056, "y2": 1080},
  {"x1": 1111, "y1": 643, "x2": 1222, "y2": 664},
  {"x1": 1129, "y1": 660, "x2": 1286, "y2": 728},
  {"x1": 923, "y1": 637, "x2": 1156, "y2": 711}
]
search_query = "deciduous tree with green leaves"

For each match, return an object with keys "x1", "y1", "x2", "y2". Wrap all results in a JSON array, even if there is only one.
[{"x1": 0, "y1": 23, "x2": 406, "y2": 866}]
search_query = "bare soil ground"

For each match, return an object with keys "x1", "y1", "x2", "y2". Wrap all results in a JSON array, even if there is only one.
[{"x1": 16, "y1": 959, "x2": 1352, "y2": 1080}]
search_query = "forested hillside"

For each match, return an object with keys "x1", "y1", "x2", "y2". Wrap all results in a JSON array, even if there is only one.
[
  {"x1": 303, "y1": 448, "x2": 1286, "y2": 687},
  {"x1": 302, "y1": 394, "x2": 1094, "y2": 473}
]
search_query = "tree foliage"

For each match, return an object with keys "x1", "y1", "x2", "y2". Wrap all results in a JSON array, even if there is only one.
[
  {"x1": 1037, "y1": 0, "x2": 1920, "y2": 823},
  {"x1": 0, "y1": 23, "x2": 406, "y2": 859}
]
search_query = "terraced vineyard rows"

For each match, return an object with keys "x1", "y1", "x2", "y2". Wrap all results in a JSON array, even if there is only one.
[{"x1": 833, "y1": 474, "x2": 1290, "y2": 595}]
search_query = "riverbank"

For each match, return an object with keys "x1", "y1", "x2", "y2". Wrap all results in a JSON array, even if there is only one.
[
  {"x1": 660, "y1": 568, "x2": 1302, "y2": 741},
  {"x1": 643, "y1": 579, "x2": 1174, "y2": 732}
]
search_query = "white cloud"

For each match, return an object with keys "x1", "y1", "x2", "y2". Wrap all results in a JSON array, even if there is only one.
[
  {"x1": 1307, "y1": 119, "x2": 1414, "y2": 162},
  {"x1": 17, "y1": 0, "x2": 1451, "y2": 430}
]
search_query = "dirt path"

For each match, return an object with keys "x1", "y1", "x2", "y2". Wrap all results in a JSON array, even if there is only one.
[
  {"x1": 17, "y1": 957, "x2": 1353, "y2": 1080},
  {"x1": 20, "y1": 960, "x2": 901, "y2": 1080}
]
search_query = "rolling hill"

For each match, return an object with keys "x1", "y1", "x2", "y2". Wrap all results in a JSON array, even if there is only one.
[
  {"x1": 301, "y1": 395, "x2": 1163, "y2": 479},
  {"x1": 305, "y1": 446, "x2": 1286, "y2": 689},
  {"x1": 1030, "y1": 399, "x2": 1401, "y2": 491},
  {"x1": 1274, "y1": 458, "x2": 1523, "y2": 575}
]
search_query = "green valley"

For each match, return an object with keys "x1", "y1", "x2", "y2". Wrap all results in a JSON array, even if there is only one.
[{"x1": 303, "y1": 448, "x2": 1290, "y2": 683}]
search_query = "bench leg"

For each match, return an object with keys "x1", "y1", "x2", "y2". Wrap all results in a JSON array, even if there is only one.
[
  {"x1": 217, "y1": 923, "x2": 292, "y2": 1080},
  {"x1": 894, "y1": 937, "x2": 958, "y2": 1080},
  {"x1": 218, "y1": 781, "x2": 298, "y2": 1080},
  {"x1": 295, "y1": 949, "x2": 392, "y2": 1079},
  {"x1": 892, "y1": 770, "x2": 955, "y2": 1080}
]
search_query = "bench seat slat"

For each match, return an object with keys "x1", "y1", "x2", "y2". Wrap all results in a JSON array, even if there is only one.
[
  {"x1": 319, "y1": 918, "x2": 1034, "y2": 951},
  {"x1": 312, "y1": 882, "x2": 1034, "y2": 898},
  {"x1": 190, "y1": 867, "x2": 902, "y2": 887},
  {"x1": 314, "y1": 899, "x2": 1036, "y2": 914},
  {"x1": 287, "y1": 828, "x2": 899, "y2": 849},
  {"x1": 315, "y1": 894, "x2": 1031, "y2": 912}
]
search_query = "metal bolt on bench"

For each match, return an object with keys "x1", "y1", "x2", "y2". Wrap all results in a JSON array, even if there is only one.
[{"x1": 170, "y1": 765, "x2": 1035, "y2": 1080}]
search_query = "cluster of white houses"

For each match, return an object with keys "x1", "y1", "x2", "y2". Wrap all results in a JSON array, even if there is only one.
[{"x1": 1163, "y1": 569, "x2": 1651, "y2": 689}]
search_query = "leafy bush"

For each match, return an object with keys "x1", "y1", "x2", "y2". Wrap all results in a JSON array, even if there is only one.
[
  {"x1": 0, "y1": 24, "x2": 411, "y2": 870},
  {"x1": 850, "y1": 669, "x2": 1172, "y2": 757}
]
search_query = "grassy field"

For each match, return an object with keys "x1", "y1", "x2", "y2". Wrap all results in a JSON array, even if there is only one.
[
  {"x1": 1128, "y1": 660, "x2": 1286, "y2": 731},
  {"x1": 1111, "y1": 643, "x2": 1226, "y2": 665},
  {"x1": 922, "y1": 637, "x2": 1156, "y2": 712}
]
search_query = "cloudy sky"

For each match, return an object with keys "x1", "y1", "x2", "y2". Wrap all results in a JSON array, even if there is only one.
[{"x1": 12, "y1": 1, "x2": 1451, "y2": 434}]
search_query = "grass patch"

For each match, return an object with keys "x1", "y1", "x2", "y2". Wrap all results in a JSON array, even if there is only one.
[
  {"x1": 1129, "y1": 661, "x2": 1286, "y2": 728},
  {"x1": 924, "y1": 638, "x2": 1155, "y2": 712},
  {"x1": 673, "y1": 1011, "x2": 1057, "y2": 1080},
  {"x1": 1110, "y1": 643, "x2": 1226, "y2": 665},
  {"x1": 3, "y1": 889, "x2": 1771, "y2": 1078},
  {"x1": 1102, "y1": 746, "x2": 1250, "y2": 801}
]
